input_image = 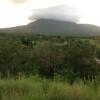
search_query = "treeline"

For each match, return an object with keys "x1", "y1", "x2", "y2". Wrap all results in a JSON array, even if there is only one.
[{"x1": 0, "y1": 33, "x2": 99, "y2": 84}]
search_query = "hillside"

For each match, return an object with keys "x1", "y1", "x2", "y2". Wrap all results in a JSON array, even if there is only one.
[{"x1": 0, "y1": 19, "x2": 100, "y2": 36}]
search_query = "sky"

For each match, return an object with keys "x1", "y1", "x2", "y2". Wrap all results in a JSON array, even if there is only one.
[{"x1": 0, "y1": 0, "x2": 100, "y2": 28}]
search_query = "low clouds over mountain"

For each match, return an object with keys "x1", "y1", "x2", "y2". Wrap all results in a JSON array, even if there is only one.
[{"x1": 30, "y1": 5, "x2": 79, "y2": 23}]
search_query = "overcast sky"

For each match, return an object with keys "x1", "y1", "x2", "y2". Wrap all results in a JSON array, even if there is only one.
[{"x1": 0, "y1": 0, "x2": 100, "y2": 28}]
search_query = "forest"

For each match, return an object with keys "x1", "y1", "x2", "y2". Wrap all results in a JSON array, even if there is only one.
[{"x1": 0, "y1": 33, "x2": 100, "y2": 100}]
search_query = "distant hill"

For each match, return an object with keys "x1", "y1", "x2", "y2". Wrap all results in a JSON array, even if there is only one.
[{"x1": 0, "y1": 19, "x2": 100, "y2": 36}]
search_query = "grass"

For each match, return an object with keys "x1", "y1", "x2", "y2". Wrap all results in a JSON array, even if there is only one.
[{"x1": 0, "y1": 76, "x2": 100, "y2": 100}]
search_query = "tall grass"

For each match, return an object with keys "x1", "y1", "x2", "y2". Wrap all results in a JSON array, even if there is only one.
[{"x1": 0, "y1": 76, "x2": 100, "y2": 100}]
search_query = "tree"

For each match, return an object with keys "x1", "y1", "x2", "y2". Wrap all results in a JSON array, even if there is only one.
[
  {"x1": 62, "y1": 39, "x2": 98, "y2": 84},
  {"x1": 0, "y1": 38, "x2": 26, "y2": 77}
]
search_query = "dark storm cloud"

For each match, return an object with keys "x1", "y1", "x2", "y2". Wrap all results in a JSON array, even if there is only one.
[{"x1": 30, "y1": 4, "x2": 80, "y2": 23}]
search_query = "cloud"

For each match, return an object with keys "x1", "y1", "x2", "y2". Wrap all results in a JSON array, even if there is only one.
[
  {"x1": 30, "y1": 4, "x2": 80, "y2": 23},
  {"x1": 10, "y1": 0, "x2": 28, "y2": 3},
  {"x1": 0, "y1": 0, "x2": 81, "y2": 28}
]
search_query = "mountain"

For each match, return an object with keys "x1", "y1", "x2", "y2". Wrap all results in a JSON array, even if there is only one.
[{"x1": 0, "y1": 19, "x2": 100, "y2": 36}]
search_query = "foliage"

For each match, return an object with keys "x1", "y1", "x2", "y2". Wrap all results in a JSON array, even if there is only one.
[
  {"x1": 0, "y1": 77, "x2": 100, "y2": 100},
  {"x1": 0, "y1": 33, "x2": 99, "y2": 84}
]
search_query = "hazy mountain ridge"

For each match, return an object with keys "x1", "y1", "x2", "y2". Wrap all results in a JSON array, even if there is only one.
[{"x1": 0, "y1": 19, "x2": 100, "y2": 36}]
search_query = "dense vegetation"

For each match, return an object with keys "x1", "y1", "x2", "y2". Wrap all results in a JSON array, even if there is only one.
[
  {"x1": 0, "y1": 33, "x2": 100, "y2": 99},
  {"x1": 0, "y1": 76, "x2": 100, "y2": 100},
  {"x1": 0, "y1": 33, "x2": 99, "y2": 84}
]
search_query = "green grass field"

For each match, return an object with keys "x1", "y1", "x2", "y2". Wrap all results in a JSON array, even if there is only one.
[{"x1": 0, "y1": 76, "x2": 100, "y2": 100}]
